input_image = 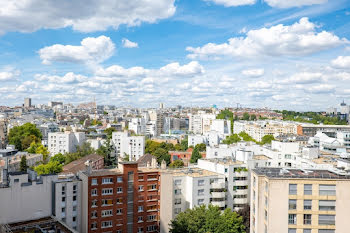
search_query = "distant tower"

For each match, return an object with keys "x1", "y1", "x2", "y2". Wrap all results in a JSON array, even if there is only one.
[
  {"x1": 159, "y1": 103, "x2": 164, "y2": 109},
  {"x1": 24, "y1": 98, "x2": 32, "y2": 108}
]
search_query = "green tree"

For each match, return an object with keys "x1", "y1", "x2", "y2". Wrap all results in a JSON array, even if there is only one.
[
  {"x1": 239, "y1": 131, "x2": 255, "y2": 142},
  {"x1": 26, "y1": 142, "x2": 50, "y2": 161},
  {"x1": 75, "y1": 142, "x2": 94, "y2": 157},
  {"x1": 8, "y1": 123, "x2": 42, "y2": 151},
  {"x1": 180, "y1": 137, "x2": 188, "y2": 151},
  {"x1": 242, "y1": 112, "x2": 250, "y2": 121},
  {"x1": 145, "y1": 140, "x2": 161, "y2": 154},
  {"x1": 223, "y1": 134, "x2": 241, "y2": 144},
  {"x1": 169, "y1": 205, "x2": 246, "y2": 233},
  {"x1": 169, "y1": 160, "x2": 184, "y2": 168},
  {"x1": 194, "y1": 143, "x2": 206, "y2": 152},
  {"x1": 21, "y1": 135, "x2": 40, "y2": 150},
  {"x1": 190, "y1": 147, "x2": 202, "y2": 163},
  {"x1": 20, "y1": 156, "x2": 27, "y2": 172},
  {"x1": 217, "y1": 109, "x2": 234, "y2": 133},
  {"x1": 104, "y1": 127, "x2": 116, "y2": 139},
  {"x1": 96, "y1": 139, "x2": 116, "y2": 167},
  {"x1": 237, "y1": 205, "x2": 250, "y2": 233},
  {"x1": 34, "y1": 161, "x2": 63, "y2": 175},
  {"x1": 261, "y1": 135, "x2": 275, "y2": 145},
  {"x1": 122, "y1": 153, "x2": 130, "y2": 161},
  {"x1": 153, "y1": 148, "x2": 170, "y2": 164},
  {"x1": 50, "y1": 153, "x2": 66, "y2": 164},
  {"x1": 250, "y1": 114, "x2": 257, "y2": 121}
]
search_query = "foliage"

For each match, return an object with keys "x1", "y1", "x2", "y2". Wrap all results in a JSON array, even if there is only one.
[
  {"x1": 250, "y1": 114, "x2": 257, "y2": 121},
  {"x1": 169, "y1": 205, "x2": 246, "y2": 233},
  {"x1": 223, "y1": 134, "x2": 241, "y2": 144},
  {"x1": 96, "y1": 138, "x2": 116, "y2": 166},
  {"x1": 217, "y1": 109, "x2": 234, "y2": 132},
  {"x1": 50, "y1": 153, "x2": 66, "y2": 164},
  {"x1": 104, "y1": 127, "x2": 116, "y2": 139},
  {"x1": 237, "y1": 205, "x2": 250, "y2": 232},
  {"x1": 122, "y1": 153, "x2": 130, "y2": 161},
  {"x1": 194, "y1": 143, "x2": 206, "y2": 152},
  {"x1": 26, "y1": 142, "x2": 50, "y2": 161},
  {"x1": 91, "y1": 119, "x2": 102, "y2": 126},
  {"x1": 34, "y1": 161, "x2": 63, "y2": 175},
  {"x1": 153, "y1": 148, "x2": 170, "y2": 164},
  {"x1": 169, "y1": 160, "x2": 184, "y2": 168},
  {"x1": 260, "y1": 135, "x2": 275, "y2": 145},
  {"x1": 242, "y1": 112, "x2": 250, "y2": 121},
  {"x1": 278, "y1": 110, "x2": 347, "y2": 125},
  {"x1": 190, "y1": 147, "x2": 202, "y2": 163},
  {"x1": 238, "y1": 132, "x2": 256, "y2": 143},
  {"x1": 20, "y1": 156, "x2": 27, "y2": 172},
  {"x1": 9, "y1": 123, "x2": 42, "y2": 151},
  {"x1": 145, "y1": 140, "x2": 161, "y2": 154},
  {"x1": 180, "y1": 136, "x2": 188, "y2": 151},
  {"x1": 145, "y1": 140, "x2": 177, "y2": 164}
]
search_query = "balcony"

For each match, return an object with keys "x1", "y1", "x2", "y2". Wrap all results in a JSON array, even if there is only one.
[
  {"x1": 234, "y1": 171, "x2": 248, "y2": 177},
  {"x1": 211, "y1": 201, "x2": 225, "y2": 208},
  {"x1": 233, "y1": 198, "x2": 248, "y2": 204},
  {"x1": 234, "y1": 180, "x2": 248, "y2": 186},
  {"x1": 211, "y1": 182, "x2": 225, "y2": 189},
  {"x1": 211, "y1": 192, "x2": 225, "y2": 198},
  {"x1": 233, "y1": 189, "x2": 248, "y2": 195}
]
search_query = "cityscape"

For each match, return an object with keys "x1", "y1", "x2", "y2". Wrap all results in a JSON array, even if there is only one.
[{"x1": 0, "y1": 1, "x2": 350, "y2": 233}]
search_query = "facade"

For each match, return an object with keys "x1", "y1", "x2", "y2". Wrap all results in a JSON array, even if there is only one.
[
  {"x1": 297, "y1": 124, "x2": 350, "y2": 137},
  {"x1": 129, "y1": 118, "x2": 146, "y2": 135},
  {"x1": 24, "y1": 98, "x2": 32, "y2": 108},
  {"x1": 169, "y1": 148, "x2": 206, "y2": 166},
  {"x1": 79, "y1": 162, "x2": 160, "y2": 233},
  {"x1": 251, "y1": 168, "x2": 350, "y2": 233},
  {"x1": 112, "y1": 131, "x2": 145, "y2": 161},
  {"x1": 48, "y1": 131, "x2": 86, "y2": 155},
  {"x1": 210, "y1": 119, "x2": 231, "y2": 135}
]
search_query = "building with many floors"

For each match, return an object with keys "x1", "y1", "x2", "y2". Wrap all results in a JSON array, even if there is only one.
[
  {"x1": 112, "y1": 131, "x2": 145, "y2": 161},
  {"x1": 48, "y1": 131, "x2": 86, "y2": 155}
]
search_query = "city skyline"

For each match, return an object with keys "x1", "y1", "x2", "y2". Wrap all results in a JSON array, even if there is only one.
[{"x1": 0, "y1": 0, "x2": 349, "y2": 110}]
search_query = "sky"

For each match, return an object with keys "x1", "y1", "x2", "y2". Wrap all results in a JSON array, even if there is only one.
[{"x1": 0, "y1": 0, "x2": 349, "y2": 111}]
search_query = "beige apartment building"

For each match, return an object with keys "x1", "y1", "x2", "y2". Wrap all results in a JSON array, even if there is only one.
[{"x1": 251, "y1": 168, "x2": 350, "y2": 233}]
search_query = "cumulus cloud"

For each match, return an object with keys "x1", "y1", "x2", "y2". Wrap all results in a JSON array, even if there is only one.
[
  {"x1": 264, "y1": 0, "x2": 327, "y2": 8},
  {"x1": 205, "y1": 0, "x2": 256, "y2": 7},
  {"x1": 122, "y1": 38, "x2": 138, "y2": 48},
  {"x1": 39, "y1": 36, "x2": 115, "y2": 65},
  {"x1": 159, "y1": 61, "x2": 204, "y2": 76},
  {"x1": 0, "y1": 69, "x2": 20, "y2": 81},
  {"x1": 331, "y1": 56, "x2": 350, "y2": 69},
  {"x1": 35, "y1": 72, "x2": 88, "y2": 83},
  {"x1": 241, "y1": 68, "x2": 264, "y2": 77},
  {"x1": 0, "y1": 0, "x2": 176, "y2": 34},
  {"x1": 279, "y1": 72, "x2": 323, "y2": 84},
  {"x1": 186, "y1": 18, "x2": 347, "y2": 60},
  {"x1": 305, "y1": 84, "x2": 335, "y2": 94}
]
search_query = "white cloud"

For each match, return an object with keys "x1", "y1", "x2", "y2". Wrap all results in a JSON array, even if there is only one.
[
  {"x1": 331, "y1": 56, "x2": 350, "y2": 69},
  {"x1": 187, "y1": 18, "x2": 347, "y2": 60},
  {"x1": 279, "y1": 72, "x2": 323, "y2": 84},
  {"x1": 0, "y1": 0, "x2": 176, "y2": 33},
  {"x1": 241, "y1": 68, "x2": 264, "y2": 77},
  {"x1": 35, "y1": 72, "x2": 88, "y2": 83},
  {"x1": 0, "y1": 69, "x2": 20, "y2": 81},
  {"x1": 264, "y1": 0, "x2": 327, "y2": 8},
  {"x1": 159, "y1": 61, "x2": 204, "y2": 76},
  {"x1": 205, "y1": 0, "x2": 256, "y2": 7},
  {"x1": 122, "y1": 38, "x2": 138, "y2": 48},
  {"x1": 39, "y1": 36, "x2": 115, "y2": 65},
  {"x1": 306, "y1": 84, "x2": 335, "y2": 94}
]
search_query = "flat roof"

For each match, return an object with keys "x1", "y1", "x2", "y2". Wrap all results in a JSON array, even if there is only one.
[
  {"x1": 253, "y1": 167, "x2": 350, "y2": 180},
  {"x1": 162, "y1": 167, "x2": 221, "y2": 178},
  {"x1": 199, "y1": 158, "x2": 244, "y2": 165}
]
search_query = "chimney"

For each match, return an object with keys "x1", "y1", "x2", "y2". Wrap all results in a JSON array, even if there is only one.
[
  {"x1": 151, "y1": 157, "x2": 157, "y2": 168},
  {"x1": 84, "y1": 160, "x2": 92, "y2": 175},
  {"x1": 146, "y1": 161, "x2": 151, "y2": 168},
  {"x1": 161, "y1": 160, "x2": 167, "y2": 170}
]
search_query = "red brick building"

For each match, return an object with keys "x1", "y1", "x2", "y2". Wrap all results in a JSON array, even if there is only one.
[
  {"x1": 169, "y1": 148, "x2": 206, "y2": 166},
  {"x1": 79, "y1": 162, "x2": 160, "y2": 233}
]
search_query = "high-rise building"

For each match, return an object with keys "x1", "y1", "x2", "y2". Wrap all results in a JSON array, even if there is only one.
[
  {"x1": 48, "y1": 132, "x2": 86, "y2": 155},
  {"x1": 112, "y1": 131, "x2": 145, "y2": 161},
  {"x1": 24, "y1": 98, "x2": 31, "y2": 108},
  {"x1": 251, "y1": 168, "x2": 350, "y2": 233}
]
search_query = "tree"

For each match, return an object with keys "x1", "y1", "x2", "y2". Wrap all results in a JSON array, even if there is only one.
[
  {"x1": 169, "y1": 205, "x2": 246, "y2": 233},
  {"x1": 190, "y1": 147, "x2": 202, "y2": 163},
  {"x1": 223, "y1": 134, "x2": 241, "y2": 144},
  {"x1": 75, "y1": 142, "x2": 94, "y2": 157},
  {"x1": 250, "y1": 114, "x2": 257, "y2": 121},
  {"x1": 122, "y1": 153, "x2": 130, "y2": 161},
  {"x1": 153, "y1": 148, "x2": 170, "y2": 164},
  {"x1": 239, "y1": 131, "x2": 255, "y2": 142},
  {"x1": 180, "y1": 137, "x2": 188, "y2": 151},
  {"x1": 8, "y1": 123, "x2": 42, "y2": 151},
  {"x1": 50, "y1": 153, "x2": 66, "y2": 164},
  {"x1": 26, "y1": 142, "x2": 50, "y2": 161},
  {"x1": 217, "y1": 109, "x2": 234, "y2": 133},
  {"x1": 145, "y1": 140, "x2": 161, "y2": 154},
  {"x1": 34, "y1": 161, "x2": 63, "y2": 175},
  {"x1": 194, "y1": 143, "x2": 206, "y2": 152},
  {"x1": 169, "y1": 160, "x2": 184, "y2": 168},
  {"x1": 96, "y1": 138, "x2": 116, "y2": 167},
  {"x1": 237, "y1": 205, "x2": 250, "y2": 232},
  {"x1": 21, "y1": 135, "x2": 39, "y2": 150},
  {"x1": 242, "y1": 112, "x2": 250, "y2": 121},
  {"x1": 104, "y1": 128, "x2": 116, "y2": 139},
  {"x1": 20, "y1": 156, "x2": 27, "y2": 172},
  {"x1": 261, "y1": 135, "x2": 275, "y2": 145}
]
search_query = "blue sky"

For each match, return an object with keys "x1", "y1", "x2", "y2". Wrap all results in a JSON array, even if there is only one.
[{"x1": 0, "y1": 0, "x2": 349, "y2": 110}]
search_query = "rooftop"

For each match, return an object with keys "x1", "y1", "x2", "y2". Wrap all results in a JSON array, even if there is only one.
[
  {"x1": 162, "y1": 167, "x2": 221, "y2": 178},
  {"x1": 253, "y1": 167, "x2": 350, "y2": 180},
  {"x1": 61, "y1": 153, "x2": 103, "y2": 174},
  {"x1": 199, "y1": 158, "x2": 244, "y2": 165}
]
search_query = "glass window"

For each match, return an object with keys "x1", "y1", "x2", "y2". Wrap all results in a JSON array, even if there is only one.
[
  {"x1": 117, "y1": 176, "x2": 123, "y2": 183},
  {"x1": 289, "y1": 199, "x2": 297, "y2": 210},
  {"x1": 288, "y1": 214, "x2": 296, "y2": 225},
  {"x1": 319, "y1": 215, "x2": 335, "y2": 225},
  {"x1": 138, "y1": 206, "x2": 144, "y2": 212},
  {"x1": 175, "y1": 189, "x2": 181, "y2": 195},
  {"x1": 174, "y1": 208, "x2": 181, "y2": 214},
  {"x1": 319, "y1": 185, "x2": 336, "y2": 196},
  {"x1": 319, "y1": 200, "x2": 336, "y2": 211},
  {"x1": 304, "y1": 200, "x2": 312, "y2": 210},
  {"x1": 174, "y1": 179, "x2": 182, "y2": 185},
  {"x1": 198, "y1": 180, "x2": 205, "y2": 186},
  {"x1": 303, "y1": 230, "x2": 311, "y2": 233},
  {"x1": 318, "y1": 230, "x2": 335, "y2": 233},
  {"x1": 91, "y1": 178, "x2": 98, "y2": 185},
  {"x1": 289, "y1": 184, "x2": 297, "y2": 195},
  {"x1": 198, "y1": 189, "x2": 204, "y2": 196},
  {"x1": 303, "y1": 214, "x2": 312, "y2": 225},
  {"x1": 102, "y1": 178, "x2": 113, "y2": 184},
  {"x1": 304, "y1": 184, "x2": 312, "y2": 195},
  {"x1": 198, "y1": 199, "x2": 204, "y2": 205},
  {"x1": 288, "y1": 229, "x2": 296, "y2": 233},
  {"x1": 117, "y1": 187, "x2": 123, "y2": 193},
  {"x1": 101, "y1": 220, "x2": 113, "y2": 228},
  {"x1": 175, "y1": 198, "x2": 181, "y2": 205}
]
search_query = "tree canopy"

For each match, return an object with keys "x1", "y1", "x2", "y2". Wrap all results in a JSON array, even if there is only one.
[
  {"x1": 20, "y1": 156, "x2": 27, "y2": 172},
  {"x1": 260, "y1": 135, "x2": 275, "y2": 145},
  {"x1": 223, "y1": 134, "x2": 241, "y2": 144},
  {"x1": 190, "y1": 147, "x2": 202, "y2": 163},
  {"x1": 194, "y1": 143, "x2": 206, "y2": 152},
  {"x1": 170, "y1": 205, "x2": 246, "y2": 233},
  {"x1": 169, "y1": 160, "x2": 184, "y2": 168},
  {"x1": 9, "y1": 123, "x2": 42, "y2": 151},
  {"x1": 278, "y1": 110, "x2": 347, "y2": 125}
]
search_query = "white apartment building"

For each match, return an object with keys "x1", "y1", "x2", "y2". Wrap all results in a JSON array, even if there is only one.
[
  {"x1": 111, "y1": 131, "x2": 145, "y2": 161},
  {"x1": 146, "y1": 121, "x2": 157, "y2": 137},
  {"x1": 48, "y1": 132, "x2": 86, "y2": 155},
  {"x1": 148, "y1": 110, "x2": 163, "y2": 136},
  {"x1": 188, "y1": 134, "x2": 208, "y2": 147},
  {"x1": 308, "y1": 132, "x2": 347, "y2": 157},
  {"x1": 210, "y1": 119, "x2": 231, "y2": 135},
  {"x1": 129, "y1": 118, "x2": 146, "y2": 135},
  {"x1": 160, "y1": 168, "x2": 226, "y2": 233},
  {"x1": 86, "y1": 138, "x2": 106, "y2": 150},
  {"x1": 188, "y1": 112, "x2": 216, "y2": 135}
]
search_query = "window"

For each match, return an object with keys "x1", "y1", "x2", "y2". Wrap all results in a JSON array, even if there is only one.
[
  {"x1": 289, "y1": 184, "x2": 297, "y2": 195},
  {"x1": 264, "y1": 210, "x2": 267, "y2": 221},
  {"x1": 304, "y1": 229, "x2": 311, "y2": 233},
  {"x1": 288, "y1": 229, "x2": 296, "y2": 233},
  {"x1": 138, "y1": 206, "x2": 144, "y2": 212},
  {"x1": 198, "y1": 189, "x2": 204, "y2": 196},
  {"x1": 175, "y1": 189, "x2": 181, "y2": 195},
  {"x1": 139, "y1": 185, "x2": 144, "y2": 191},
  {"x1": 62, "y1": 197, "x2": 66, "y2": 202},
  {"x1": 138, "y1": 227, "x2": 143, "y2": 233},
  {"x1": 116, "y1": 198, "x2": 122, "y2": 204},
  {"x1": 265, "y1": 182, "x2": 268, "y2": 193},
  {"x1": 148, "y1": 215, "x2": 156, "y2": 221},
  {"x1": 102, "y1": 178, "x2": 113, "y2": 184},
  {"x1": 138, "y1": 175, "x2": 144, "y2": 181},
  {"x1": 319, "y1": 200, "x2": 336, "y2": 211},
  {"x1": 117, "y1": 230, "x2": 122, "y2": 233},
  {"x1": 318, "y1": 215, "x2": 335, "y2": 225},
  {"x1": 91, "y1": 222, "x2": 97, "y2": 230},
  {"x1": 174, "y1": 179, "x2": 181, "y2": 185},
  {"x1": 117, "y1": 187, "x2": 123, "y2": 193},
  {"x1": 91, "y1": 179, "x2": 97, "y2": 185},
  {"x1": 175, "y1": 198, "x2": 181, "y2": 205},
  {"x1": 138, "y1": 216, "x2": 143, "y2": 222},
  {"x1": 225, "y1": 168, "x2": 228, "y2": 173},
  {"x1": 174, "y1": 208, "x2": 181, "y2": 214},
  {"x1": 73, "y1": 195, "x2": 77, "y2": 201},
  {"x1": 102, "y1": 188, "x2": 113, "y2": 195},
  {"x1": 62, "y1": 186, "x2": 65, "y2": 195},
  {"x1": 73, "y1": 185, "x2": 77, "y2": 194},
  {"x1": 117, "y1": 176, "x2": 123, "y2": 183},
  {"x1": 92, "y1": 200, "x2": 97, "y2": 207},
  {"x1": 101, "y1": 210, "x2": 113, "y2": 217},
  {"x1": 198, "y1": 180, "x2": 205, "y2": 186},
  {"x1": 303, "y1": 214, "x2": 312, "y2": 225},
  {"x1": 102, "y1": 199, "x2": 113, "y2": 206},
  {"x1": 61, "y1": 207, "x2": 65, "y2": 212},
  {"x1": 319, "y1": 185, "x2": 336, "y2": 196},
  {"x1": 288, "y1": 214, "x2": 296, "y2": 225},
  {"x1": 289, "y1": 199, "x2": 297, "y2": 210},
  {"x1": 198, "y1": 199, "x2": 204, "y2": 205},
  {"x1": 116, "y1": 208, "x2": 123, "y2": 215},
  {"x1": 101, "y1": 220, "x2": 113, "y2": 228},
  {"x1": 91, "y1": 211, "x2": 97, "y2": 218},
  {"x1": 318, "y1": 230, "x2": 335, "y2": 233},
  {"x1": 146, "y1": 225, "x2": 157, "y2": 232},
  {"x1": 304, "y1": 184, "x2": 312, "y2": 195},
  {"x1": 304, "y1": 200, "x2": 312, "y2": 210},
  {"x1": 148, "y1": 184, "x2": 157, "y2": 190},
  {"x1": 265, "y1": 197, "x2": 268, "y2": 207}
]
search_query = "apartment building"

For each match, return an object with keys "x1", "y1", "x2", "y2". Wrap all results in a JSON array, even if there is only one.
[
  {"x1": 210, "y1": 119, "x2": 231, "y2": 135},
  {"x1": 112, "y1": 131, "x2": 145, "y2": 161},
  {"x1": 251, "y1": 168, "x2": 350, "y2": 233},
  {"x1": 297, "y1": 124, "x2": 350, "y2": 137},
  {"x1": 48, "y1": 131, "x2": 86, "y2": 155},
  {"x1": 79, "y1": 162, "x2": 160, "y2": 233},
  {"x1": 160, "y1": 168, "x2": 226, "y2": 233},
  {"x1": 129, "y1": 118, "x2": 147, "y2": 135},
  {"x1": 188, "y1": 112, "x2": 216, "y2": 135}
]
